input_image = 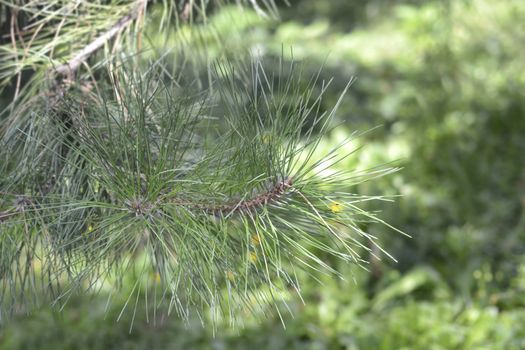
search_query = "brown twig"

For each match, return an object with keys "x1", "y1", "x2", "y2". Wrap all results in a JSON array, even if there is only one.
[
  {"x1": 171, "y1": 177, "x2": 293, "y2": 215},
  {"x1": 53, "y1": 0, "x2": 147, "y2": 77}
]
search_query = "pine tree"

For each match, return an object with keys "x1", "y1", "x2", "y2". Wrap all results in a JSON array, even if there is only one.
[{"x1": 0, "y1": 1, "x2": 402, "y2": 325}]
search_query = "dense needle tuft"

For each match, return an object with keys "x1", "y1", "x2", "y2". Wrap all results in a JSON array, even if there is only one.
[{"x1": 0, "y1": 58, "x2": 401, "y2": 325}]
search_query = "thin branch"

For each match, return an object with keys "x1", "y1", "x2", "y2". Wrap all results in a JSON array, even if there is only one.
[
  {"x1": 53, "y1": 0, "x2": 148, "y2": 77},
  {"x1": 169, "y1": 177, "x2": 293, "y2": 215}
]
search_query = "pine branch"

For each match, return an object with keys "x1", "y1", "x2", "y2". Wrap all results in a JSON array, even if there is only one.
[
  {"x1": 0, "y1": 0, "x2": 277, "y2": 96},
  {"x1": 0, "y1": 1, "x2": 399, "y2": 325},
  {"x1": 0, "y1": 58, "x2": 402, "y2": 324},
  {"x1": 169, "y1": 177, "x2": 293, "y2": 214}
]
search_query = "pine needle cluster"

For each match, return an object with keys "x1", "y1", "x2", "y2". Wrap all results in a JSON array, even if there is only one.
[{"x1": 0, "y1": 0, "x2": 401, "y2": 325}]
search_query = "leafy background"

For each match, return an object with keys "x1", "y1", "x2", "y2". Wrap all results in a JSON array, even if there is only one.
[{"x1": 2, "y1": 0, "x2": 525, "y2": 349}]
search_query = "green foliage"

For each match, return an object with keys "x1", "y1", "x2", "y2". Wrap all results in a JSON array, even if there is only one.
[
  {"x1": 0, "y1": 38, "x2": 398, "y2": 324},
  {"x1": 241, "y1": 0, "x2": 525, "y2": 283},
  {"x1": 2, "y1": 264, "x2": 525, "y2": 349},
  {"x1": 3, "y1": 0, "x2": 525, "y2": 348}
]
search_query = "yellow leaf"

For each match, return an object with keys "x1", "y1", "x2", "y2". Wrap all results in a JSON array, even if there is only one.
[
  {"x1": 330, "y1": 202, "x2": 343, "y2": 213},
  {"x1": 153, "y1": 272, "x2": 161, "y2": 283},
  {"x1": 262, "y1": 134, "x2": 272, "y2": 144},
  {"x1": 248, "y1": 251, "x2": 257, "y2": 263},
  {"x1": 250, "y1": 234, "x2": 261, "y2": 246}
]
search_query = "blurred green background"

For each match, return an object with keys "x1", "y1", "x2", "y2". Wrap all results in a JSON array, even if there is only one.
[{"x1": 2, "y1": 0, "x2": 525, "y2": 349}]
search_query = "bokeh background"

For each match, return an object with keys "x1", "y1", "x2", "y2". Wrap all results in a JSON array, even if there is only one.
[{"x1": 2, "y1": 0, "x2": 525, "y2": 349}]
